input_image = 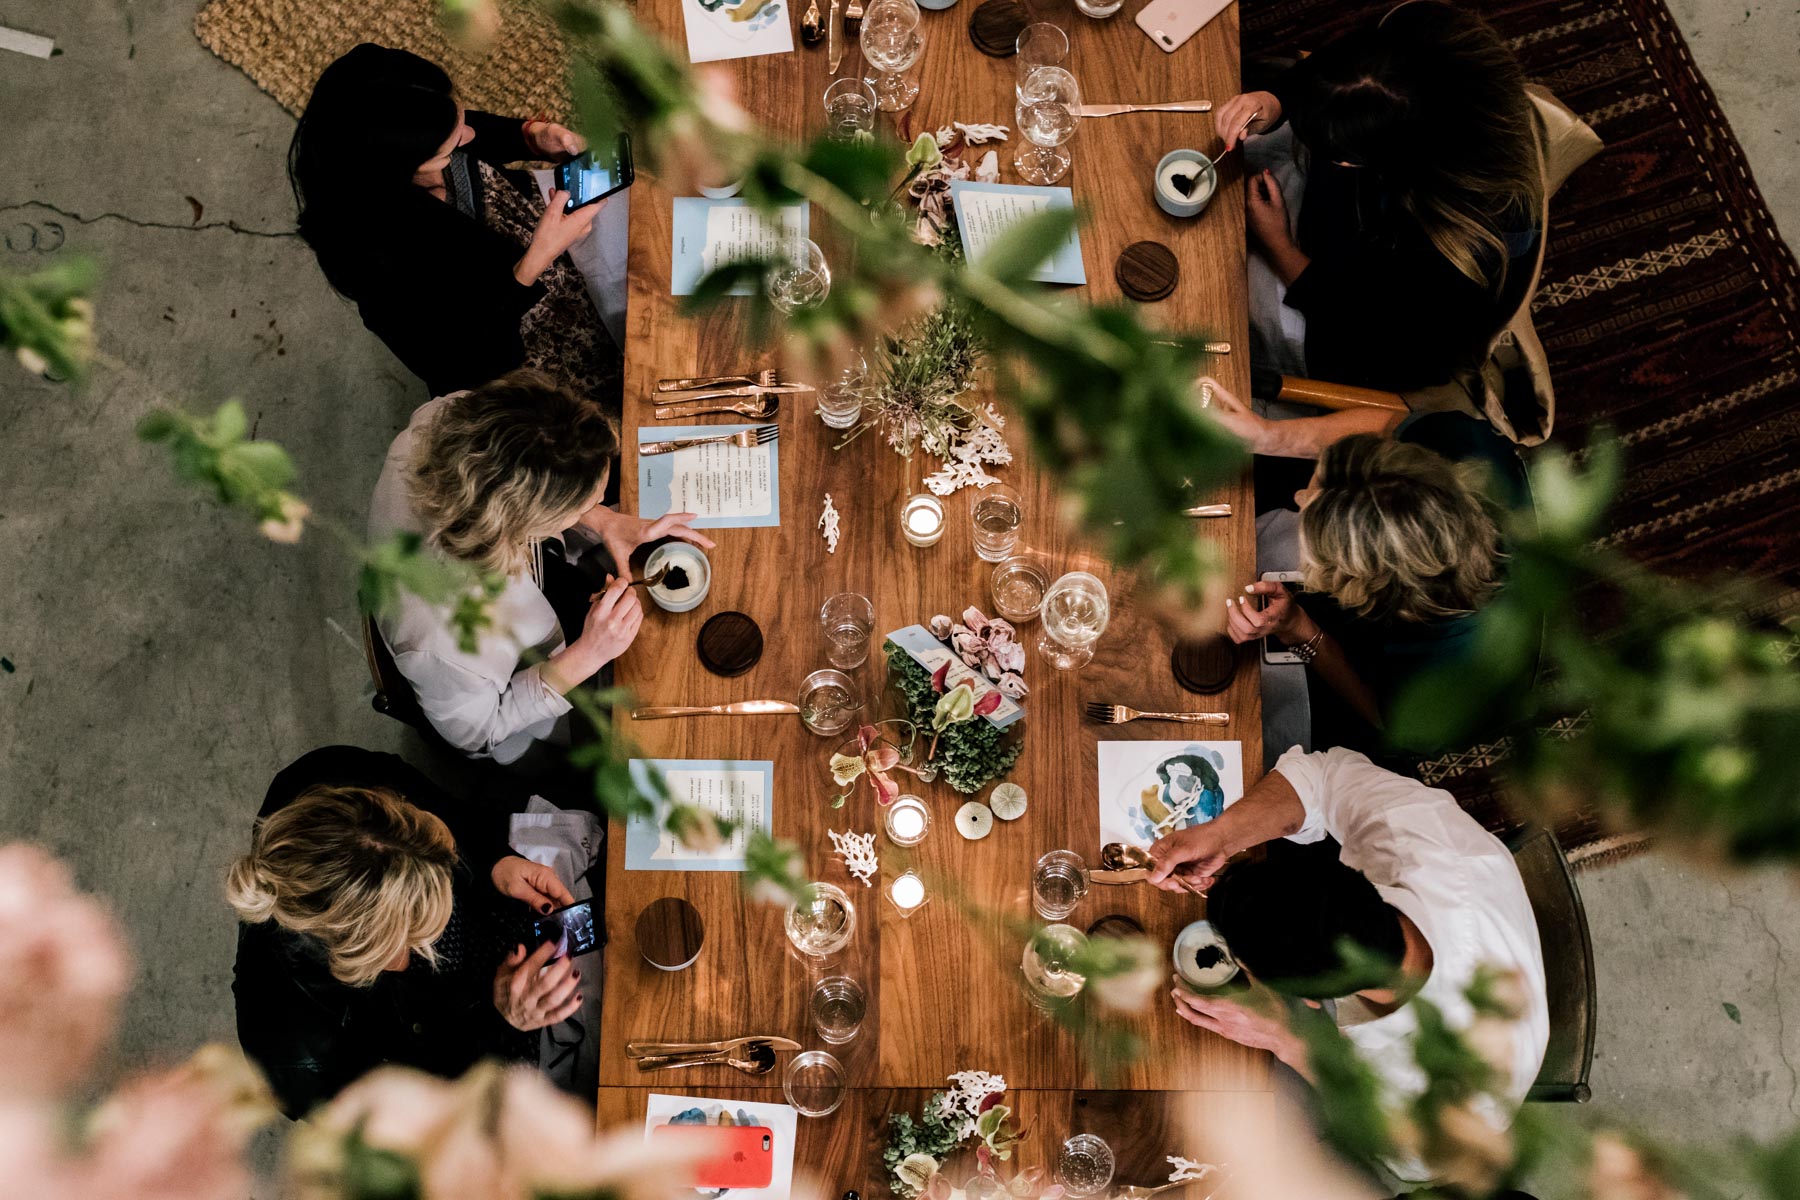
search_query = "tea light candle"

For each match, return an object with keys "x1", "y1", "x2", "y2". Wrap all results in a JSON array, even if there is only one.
[
  {"x1": 901, "y1": 494, "x2": 945, "y2": 547},
  {"x1": 888, "y1": 870, "x2": 928, "y2": 914},
  {"x1": 885, "y1": 795, "x2": 930, "y2": 846}
]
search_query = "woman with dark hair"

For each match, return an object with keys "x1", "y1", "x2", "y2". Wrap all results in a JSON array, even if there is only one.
[
  {"x1": 289, "y1": 43, "x2": 619, "y2": 406},
  {"x1": 1213, "y1": 2, "x2": 1545, "y2": 409}
]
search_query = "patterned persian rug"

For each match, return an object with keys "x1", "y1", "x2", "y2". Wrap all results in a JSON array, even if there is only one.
[{"x1": 1248, "y1": 0, "x2": 1800, "y2": 866}]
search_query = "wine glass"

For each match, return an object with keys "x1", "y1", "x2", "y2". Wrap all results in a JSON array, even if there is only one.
[
  {"x1": 1038, "y1": 569, "x2": 1109, "y2": 668},
  {"x1": 861, "y1": 0, "x2": 924, "y2": 112},
  {"x1": 766, "y1": 238, "x2": 831, "y2": 314},
  {"x1": 1021, "y1": 923, "x2": 1088, "y2": 1010},
  {"x1": 1015, "y1": 23, "x2": 1069, "y2": 100},
  {"x1": 1014, "y1": 66, "x2": 1081, "y2": 184},
  {"x1": 784, "y1": 881, "x2": 858, "y2": 957}
]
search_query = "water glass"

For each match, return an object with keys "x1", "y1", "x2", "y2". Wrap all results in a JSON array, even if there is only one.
[
  {"x1": 1020, "y1": 922, "x2": 1088, "y2": 1010},
  {"x1": 1055, "y1": 1134, "x2": 1116, "y2": 1196},
  {"x1": 861, "y1": 0, "x2": 924, "y2": 111},
  {"x1": 783, "y1": 1050, "x2": 847, "y2": 1117},
  {"x1": 820, "y1": 591, "x2": 875, "y2": 669},
  {"x1": 823, "y1": 77, "x2": 878, "y2": 139},
  {"x1": 785, "y1": 881, "x2": 858, "y2": 958},
  {"x1": 970, "y1": 483, "x2": 1024, "y2": 562},
  {"x1": 1015, "y1": 66, "x2": 1080, "y2": 185},
  {"x1": 810, "y1": 975, "x2": 867, "y2": 1044},
  {"x1": 1038, "y1": 570, "x2": 1110, "y2": 669},
  {"x1": 767, "y1": 238, "x2": 831, "y2": 313},
  {"x1": 818, "y1": 351, "x2": 871, "y2": 429},
  {"x1": 1015, "y1": 23, "x2": 1069, "y2": 99},
  {"x1": 991, "y1": 555, "x2": 1049, "y2": 623},
  {"x1": 1032, "y1": 849, "x2": 1089, "y2": 920},
  {"x1": 798, "y1": 668, "x2": 860, "y2": 737}
]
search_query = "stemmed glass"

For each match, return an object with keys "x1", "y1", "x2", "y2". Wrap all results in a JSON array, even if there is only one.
[
  {"x1": 1014, "y1": 66, "x2": 1081, "y2": 184},
  {"x1": 861, "y1": 0, "x2": 924, "y2": 112},
  {"x1": 1038, "y1": 570, "x2": 1109, "y2": 668}
]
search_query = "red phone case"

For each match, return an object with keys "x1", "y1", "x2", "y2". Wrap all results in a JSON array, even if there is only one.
[{"x1": 651, "y1": 1123, "x2": 776, "y2": 1189}]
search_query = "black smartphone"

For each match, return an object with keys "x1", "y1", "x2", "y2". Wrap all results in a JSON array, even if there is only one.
[
  {"x1": 553, "y1": 133, "x2": 634, "y2": 213},
  {"x1": 529, "y1": 898, "x2": 601, "y2": 958}
]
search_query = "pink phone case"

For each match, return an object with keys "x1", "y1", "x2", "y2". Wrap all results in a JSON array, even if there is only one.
[
  {"x1": 651, "y1": 1124, "x2": 776, "y2": 1190},
  {"x1": 1134, "y1": 0, "x2": 1234, "y2": 53}
]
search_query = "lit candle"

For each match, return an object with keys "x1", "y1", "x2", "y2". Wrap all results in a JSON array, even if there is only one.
[
  {"x1": 889, "y1": 871, "x2": 927, "y2": 912},
  {"x1": 901, "y1": 494, "x2": 945, "y2": 547},
  {"x1": 885, "y1": 795, "x2": 930, "y2": 846}
]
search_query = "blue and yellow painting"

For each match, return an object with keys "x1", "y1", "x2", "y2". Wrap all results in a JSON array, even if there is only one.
[{"x1": 1121, "y1": 744, "x2": 1228, "y2": 842}]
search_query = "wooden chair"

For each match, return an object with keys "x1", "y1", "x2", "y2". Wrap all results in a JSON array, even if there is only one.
[
  {"x1": 1508, "y1": 826, "x2": 1597, "y2": 1102},
  {"x1": 361, "y1": 614, "x2": 432, "y2": 733}
]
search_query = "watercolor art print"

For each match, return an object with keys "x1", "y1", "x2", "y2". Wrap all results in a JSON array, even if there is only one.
[
  {"x1": 680, "y1": 0, "x2": 793, "y2": 64},
  {"x1": 1096, "y1": 740, "x2": 1245, "y2": 850}
]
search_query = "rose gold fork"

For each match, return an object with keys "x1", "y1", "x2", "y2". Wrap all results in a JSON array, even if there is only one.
[
  {"x1": 638, "y1": 425, "x2": 780, "y2": 455},
  {"x1": 656, "y1": 368, "x2": 781, "y2": 393}
]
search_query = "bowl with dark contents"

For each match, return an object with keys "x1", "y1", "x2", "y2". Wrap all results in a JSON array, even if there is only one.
[
  {"x1": 1172, "y1": 919, "x2": 1238, "y2": 990},
  {"x1": 1153, "y1": 149, "x2": 1218, "y2": 219},
  {"x1": 643, "y1": 541, "x2": 712, "y2": 613}
]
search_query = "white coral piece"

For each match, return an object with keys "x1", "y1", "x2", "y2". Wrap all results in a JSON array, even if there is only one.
[
  {"x1": 818, "y1": 493, "x2": 841, "y2": 554},
  {"x1": 975, "y1": 149, "x2": 999, "y2": 184},
  {"x1": 935, "y1": 1070, "x2": 1008, "y2": 1140},
  {"x1": 827, "y1": 828, "x2": 878, "y2": 887},
  {"x1": 934, "y1": 125, "x2": 958, "y2": 149},
  {"x1": 954, "y1": 121, "x2": 1010, "y2": 144},
  {"x1": 1168, "y1": 1158, "x2": 1223, "y2": 1184}
]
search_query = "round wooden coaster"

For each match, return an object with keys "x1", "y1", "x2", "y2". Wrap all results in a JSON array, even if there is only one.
[
  {"x1": 1086, "y1": 914, "x2": 1146, "y2": 940},
  {"x1": 697, "y1": 611, "x2": 763, "y2": 677},
  {"x1": 1115, "y1": 240, "x2": 1179, "y2": 302},
  {"x1": 635, "y1": 897, "x2": 706, "y2": 971},
  {"x1": 968, "y1": 0, "x2": 1028, "y2": 56},
  {"x1": 1171, "y1": 633, "x2": 1236, "y2": 695}
]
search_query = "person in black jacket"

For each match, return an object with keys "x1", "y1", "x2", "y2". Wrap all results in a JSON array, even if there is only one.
[
  {"x1": 1214, "y1": 1, "x2": 1544, "y2": 398},
  {"x1": 289, "y1": 44, "x2": 620, "y2": 408},
  {"x1": 228, "y1": 746, "x2": 582, "y2": 1118}
]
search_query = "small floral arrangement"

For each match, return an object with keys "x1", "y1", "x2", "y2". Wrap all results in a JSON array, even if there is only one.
[
  {"x1": 829, "y1": 721, "x2": 928, "y2": 807},
  {"x1": 885, "y1": 1072, "x2": 1046, "y2": 1200},
  {"x1": 886, "y1": 637, "x2": 1025, "y2": 795}
]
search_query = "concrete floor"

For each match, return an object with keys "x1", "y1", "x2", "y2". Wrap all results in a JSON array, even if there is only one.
[{"x1": 2, "y1": 0, "x2": 1797, "y2": 1188}]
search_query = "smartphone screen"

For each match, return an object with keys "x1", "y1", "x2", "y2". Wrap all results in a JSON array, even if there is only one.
[
  {"x1": 555, "y1": 134, "x2": 634, "y2": 212},
  {"x1": 530, "y1": 899, "x2": 601, "y2": 958},
  {"x1": 1259, "y1": 571, "x2": 1305, "y2": 665}
]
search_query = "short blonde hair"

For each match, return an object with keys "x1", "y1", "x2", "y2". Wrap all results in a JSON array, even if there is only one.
[
  {"x1": 226, "y1": 785, "x2": 458, "y2": 986},
  {"x1": 409, "y1": 370, "x2": 619, "y2": 575},
  {"x1": 1300, "y1": 434, "x2": 1501, "y2": 623}
]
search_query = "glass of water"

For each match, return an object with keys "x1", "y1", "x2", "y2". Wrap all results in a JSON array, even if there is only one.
[
  {"x1": 783, "y1": 1050, "x2": 847, "y2": 1117},
  {"x1": 817, "y1": 350, "x2": 870, "y2": 430},
  {"x1": 798, "y1": 668, "x2": 860, "y2": 736},
  {"x1": 823, "y1": 77, "x2": 878, "y2": 138},
  {"x1": 861, "y1": 0, "x2": 924, "y2": 112},
  {"x1": 785, "y1": 882, "x2": 858, "y2": 958},
  {"x1": 970, "y1": 483, "x2": 1024, "y2": 562},
  {"x1": 1015, "y1": 23, "x2": 1069, "y2": 99},
  {"x1": 1032, "y1": 849, "x2": 1089, "y2": 920},
  {"x1": 1055, "y1": 1134, "x2": 1116, "y2": 1197},
  {"x1": 810, "y1": 975, "x2": 867, "y2": 1044},
  {"x1": 767, "y1": 238, "x2": 831, "y2": 314},
  {"x1": 1021, "y1": 922, "x2": 1088, "y2": 1010},
  {"x1": 820, "y1": 591, "x2": 874, "y2": 669},
  {"x1": 1015, "y1": 66, "x2": 1080, "y2": 185},
  {"x1": 1038, "y1": 570, "x2": 1110, "y2": 669},
  {"x1": 991, "y1": 555, "x2": 1049, "y2": 623}
]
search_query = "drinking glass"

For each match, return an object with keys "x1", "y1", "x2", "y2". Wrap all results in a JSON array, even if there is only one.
[
  {"x1": 1072, "y1": 0, "x2": 1123, "y2": 19},
  {"x1": 861, "y1": 0, "x2": 924, "y2": 112},
  {"x1": 810, "y1": 975, "x2": 867, "y2": 1044},
  {"x1": 783, "y1": 1050, "x2": 847, "y2": 1117},
  {"x1": 1055, "y1": 1135, "x2": 1116, "y2": 1196},
  {"x1": 1015, "y1": 23, "x2": 1069, "y2": 100},
  {"x1": 823, "y1": 77, "x2": 878, "y2": 139},
  {"x1": 820, "y1": 591, "x2": 875, "y2": 669},
  {"x1": 1032, "y1": 849, "x2": 1089, "y2": 920},
  {"x1": 767, "y1": 238, "x2": 831, "y2": 313},
  {"x1": 1038, "y1": 570, "x2": 1110, "y2": 668},
  {"x1": 970, "y1": 483, "x2": 1024, "y2": 562},
  {"x1": 798, "y1": 668, "x2": 860, "y2": 736},
  {"x1": 991, "y1": 555, "x2": 1049, "y2": 623},
  {"x1": 785, "y1": 881, "x2": 858, "y2": 957},
  {"x1": 1020, "y1": 922, "x2": 1088, "y2": 1010},
  {"x1": 817, "y1": 350, "x2": 871, "y2": 429},
  {"x1": 1014, "y1": 66, "x2": 1080, "y2": 185}
]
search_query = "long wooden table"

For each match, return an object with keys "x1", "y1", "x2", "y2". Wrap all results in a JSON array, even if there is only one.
[{"x1": 604, "y1": 0, "x2": 1266, "y2": 1183}]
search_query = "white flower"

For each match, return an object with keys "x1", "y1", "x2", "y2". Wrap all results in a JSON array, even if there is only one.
[
  {"x1": 15, "y1": 345, "x2": 50, "y2": 376},
  {"x1": 1086, "y1": 937, "x2": 1163, "y2": 1011},
  {"x1": 257, "y1": 493, "x2": 311, "y2": 544}
]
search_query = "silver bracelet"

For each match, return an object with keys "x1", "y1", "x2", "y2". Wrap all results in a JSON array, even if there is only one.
[{"x1": 1290, "y1": 629, "x2": 1326, "y2": 665}]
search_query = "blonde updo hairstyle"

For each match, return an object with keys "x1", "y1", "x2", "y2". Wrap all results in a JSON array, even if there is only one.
[
  {"x1": 409, "y1": 369, "x2": 620, "y2": 576},
  {"x1": 226, "y1": 785, "x2": 459, "y2": 986},
  {"x1": 1299, "y1": 434, "x2": 1502, "y2": 624}
]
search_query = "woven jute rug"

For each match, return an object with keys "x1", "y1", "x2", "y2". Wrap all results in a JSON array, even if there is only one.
[{"x1": 194, "y1": 0, "x2": 572, "y2": 119}]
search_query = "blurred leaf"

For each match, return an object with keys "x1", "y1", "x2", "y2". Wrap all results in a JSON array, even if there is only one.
[
  {"x1": 679, "y1": 258, "x2": 776, "y2": 315},
  {"x1": 966, "y1": 206, "x2": 1080, "y2": 289},
  {"x1": 801, "y1": 135, "x2": 904, "y2": 206},
  {"x1": 1723, "y1": 1001, "x2": 1742, "y2": 1024}
]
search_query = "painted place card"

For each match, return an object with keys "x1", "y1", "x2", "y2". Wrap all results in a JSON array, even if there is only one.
[
  {"x1": 643, "y1": 1093, "x2": 799, "y2": 1200},
  {"x1": 671, "y1": 198, "x2": 808, "y2": 295},
  {"x1": 948, "y1": 181, "x2": 1086, "y2": 285},
  {"x1": 637, "y1": 424, "x2": 779, "y2": 529},
  {"x1": 680, "y1": 0, "x2": 794, "y2": 64},
  {"x1": 1097, "y1": 741, "x2": 1244, "y2": 850},
  {"x1": 624, "y1": 760, "x2": 773, "y2": 870}
]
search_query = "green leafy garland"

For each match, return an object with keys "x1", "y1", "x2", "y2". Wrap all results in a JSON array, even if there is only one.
[{"x1": 886, "y1": 639, "x2": 1023, "y2": 794}]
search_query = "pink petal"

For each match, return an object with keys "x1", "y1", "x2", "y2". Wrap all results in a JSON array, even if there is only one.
[
  {"x1": 866, "y1": 746, "x2": 901, "y2": 772},
  {"x1": 977, "y1": 1091, "x2": 1004, "y2": 1114},
  {"x1": 857, "y1": 724, "x2": 879, "y2": 752},
  {"x1": 973, "y1": 690, "x2": 1003, "y2": 716},
  {"x1": 977, "y1": 1146, "x2": 994, "y2": 1172},
  {"x1": 931, "y1": 661, "x2": 951, "y2": 692},
  {"x1": 871, "y1": 770, "x2": 900, "y2": 804}
]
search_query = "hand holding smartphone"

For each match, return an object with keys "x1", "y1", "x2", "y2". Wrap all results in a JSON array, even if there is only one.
[
  {"x1": 528, "y1": 898, "x2": 601, "y2": 958},
  {"x1": 1259, "y1": 572, "x2": 1306, "y2": 664},
  {"x1": 553, "y1": 132, "x2": 635, "y2": 213}
]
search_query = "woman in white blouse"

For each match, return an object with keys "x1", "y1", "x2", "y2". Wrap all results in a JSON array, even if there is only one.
[{"x1": 368, "y1": 370, "x2": 712, "y2": 765}]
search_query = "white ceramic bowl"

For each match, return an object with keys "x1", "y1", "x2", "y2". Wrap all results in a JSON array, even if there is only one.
[
  {"x1": 644, "y1": 542, "x2": 712, "y2": 613},
  {"x1": 1172, "y1": 918, "x2": 1239, "y2": 989},
  {"x1": 1154, "y1": 149, "x2": 1218, "y2": 219}
]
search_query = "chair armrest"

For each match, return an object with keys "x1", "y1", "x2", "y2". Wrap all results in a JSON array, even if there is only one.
[{"x1": 1275, "y1": 375, "x2": 1410, "y2": 414}]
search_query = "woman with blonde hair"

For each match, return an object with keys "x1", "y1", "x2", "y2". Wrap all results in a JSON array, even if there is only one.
[
  {"x1": 369, "y1": 369, "x2": 712, "y2": 765},
  {"x1": 230, "y1": 746, "x2": 582, "y2": 1117}
]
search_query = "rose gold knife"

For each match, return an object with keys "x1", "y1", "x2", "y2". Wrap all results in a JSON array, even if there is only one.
[
  {"x1": 827, "y1": 0, "x2": 843, "y2": 71},
  {"x1": 631, "y1": 701, "x2": 800, "y2": 719}
]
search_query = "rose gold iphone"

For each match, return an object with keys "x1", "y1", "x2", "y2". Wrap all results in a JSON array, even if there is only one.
[{"x1": 1135, "y1": 0, "x2": 1234, "y2": 53}]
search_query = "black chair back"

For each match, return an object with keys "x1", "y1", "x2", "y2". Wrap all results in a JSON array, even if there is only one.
[{"x1": 1510, "y1": 827, "x2": 1596, "y2": 1102}]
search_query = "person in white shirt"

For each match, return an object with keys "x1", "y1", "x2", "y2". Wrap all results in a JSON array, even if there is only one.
[
  {"x1": 368, "y1": 369, "x2": 712, "y2": 765},
  {"x1": 1148, "y1": 746, "x2": 1548, "y2": 1189}
]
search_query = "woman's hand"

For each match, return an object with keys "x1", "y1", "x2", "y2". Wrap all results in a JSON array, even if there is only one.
[
  {"x1": 1247, "y1": 170, "x2": 1310, "y2": 284},
  {"x1": 493, "y1": 941, "x2": 583, "y2": 1031},
  {"x1": 1171, "y1": 989, "x2": 1309, "y2": 1071},
  {"x1": 577, "y1": 507, "x2": 717, "y2": 579},
  {"x1": 514, "y1": 191, "x2": 600, "y2": 285},
  {"x1": 491, "y1": 856, "x2": 576, "y2": 915},
  {"x1": 1214, "y1": 90, "x2": 1281, "y2": 151},
  {"x1": 524, "y1": 120, "x2": 586, "y2": 160},
  {"x1": 1195, "y1": 375, "x2": 1269, "y2": 451},
  {"x1": 543, "y1": 575, "x2": 643, "y2": 693},
  {"x1": 1224, "y1": 580, "x2": 1316, "y2": 646}
]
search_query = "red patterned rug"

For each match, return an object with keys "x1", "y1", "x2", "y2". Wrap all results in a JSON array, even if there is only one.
[{"x1": 1245, "y1": 0, "x2": 1800, "y2": 864}]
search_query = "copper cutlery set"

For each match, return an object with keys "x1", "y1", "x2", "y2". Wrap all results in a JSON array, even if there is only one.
[
  {"x1": 652, "y1": 367, "x2": 810, "y2": 421},
  {"x1": 626, "y1": 1035, "x2": 801, "y2": 1074}
]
